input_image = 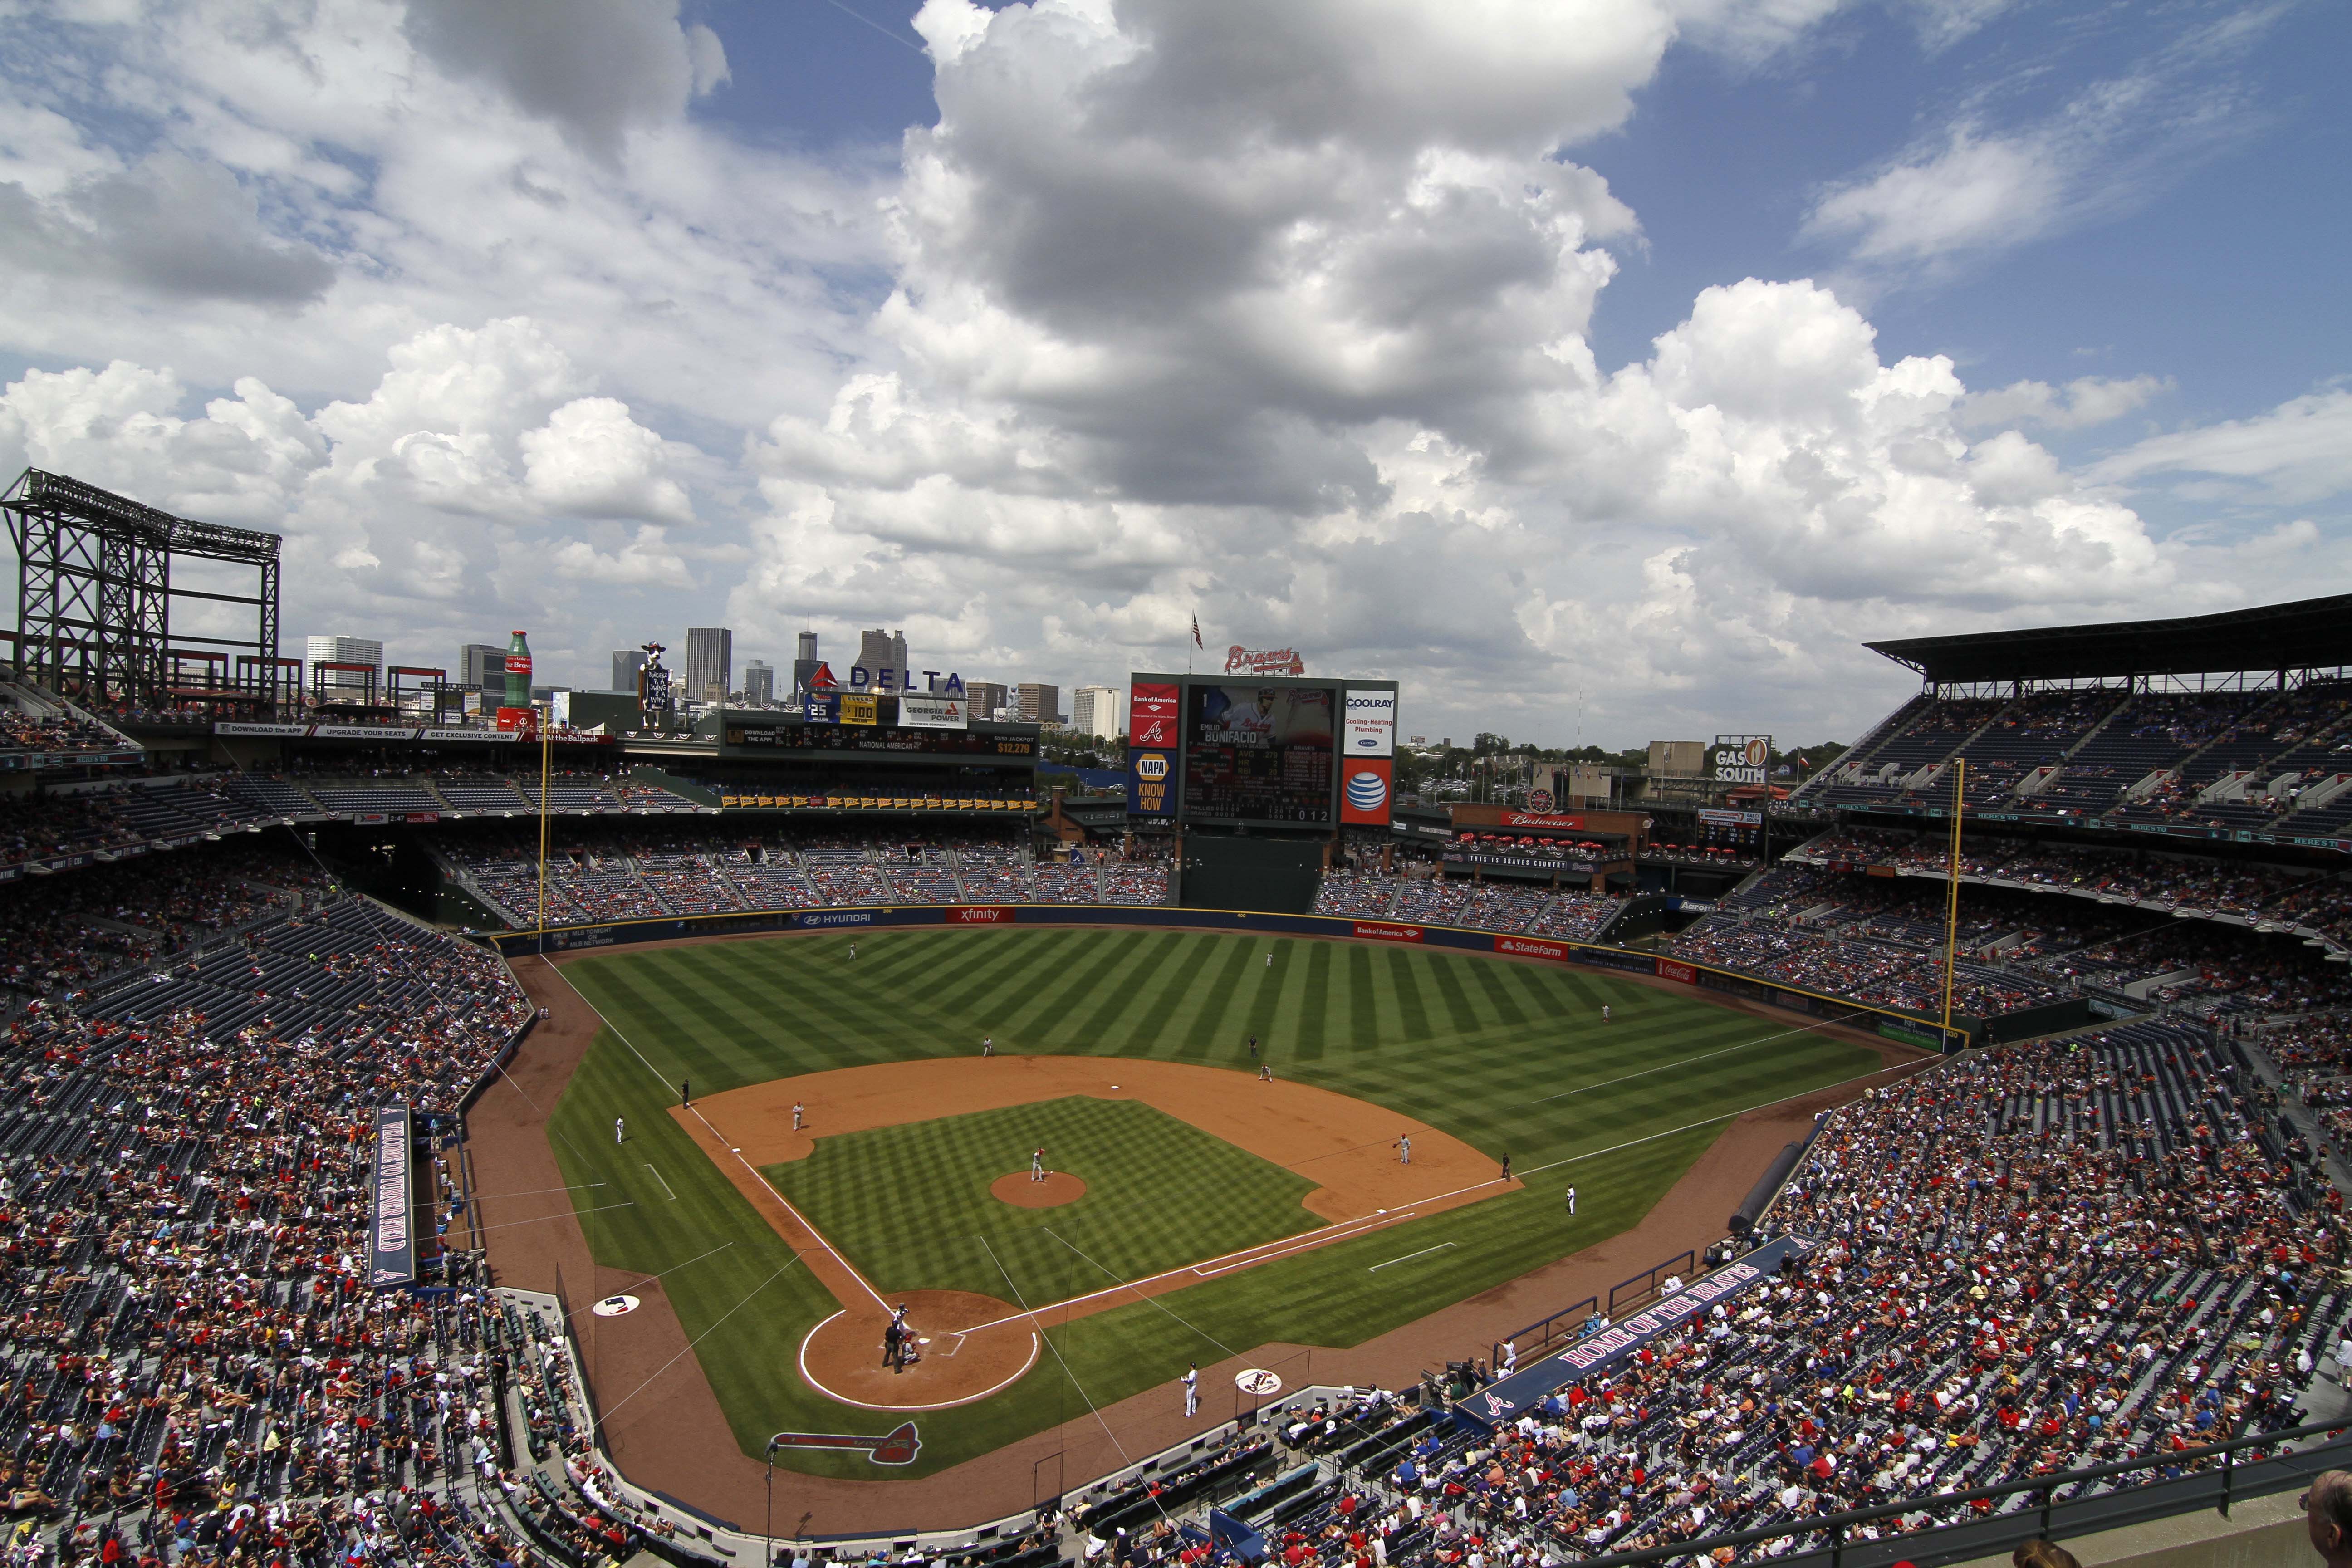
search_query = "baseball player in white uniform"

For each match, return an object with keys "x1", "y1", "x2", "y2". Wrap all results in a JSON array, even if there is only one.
[{"x1": 1183, "y1": 1364, "x2": 1199, "y2": 1417}]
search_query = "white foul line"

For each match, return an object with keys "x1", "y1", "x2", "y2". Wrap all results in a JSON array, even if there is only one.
[
  {"x1": 645, "y1": 1163, "x2": 678, "y2": 1201},
  {"x1": 539, "y1": 961, "x2": 890, "y2": 1313},
  {"x1": 1369, "y1": 1242, "x2": 1456, "y2": 1272}
]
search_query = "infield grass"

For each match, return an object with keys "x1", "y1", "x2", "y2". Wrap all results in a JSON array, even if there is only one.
[
  {"x1": 764, "y1": 1096, "x2": 1322, "y2": 1298},
  {"x1": 541, "y1": 927, "x2": 1883, "y2": 1478}
]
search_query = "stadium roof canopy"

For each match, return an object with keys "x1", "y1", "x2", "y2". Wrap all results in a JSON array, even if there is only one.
[{"x1": 1866, "y1": 594, "x2": 2352, "y2": 685}]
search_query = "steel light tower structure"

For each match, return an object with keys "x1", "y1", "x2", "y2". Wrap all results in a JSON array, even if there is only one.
[{"x1": 3, "y1": 467, "x2": 283, "y2": 706}]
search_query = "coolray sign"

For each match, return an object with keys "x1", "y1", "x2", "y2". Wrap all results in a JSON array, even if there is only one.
[
  {"x1": 1339, "y1": 759, "x2": 1392, "y2": 826},
  {"x1": 1342, "y1": 687, "x2": 1395, "y2": 755},
  {"x1": 1712, "y1": 735, "x2": 1772, "y2": 788},
  {"x1": 1127, "y1": 748, "x2": 1175, "y2": 816},
  {"x1": 1494, "y1": 934, "x2": 1570, "y2": 961},
  {"x1": 950, "y1": 906, "x2": 1015, "y2": 924},
  {"x1": 369, "y1": 1106, "x2": 416, "y2": 1289},
  {"x1": 1223, "y1": 646, "x2": 1306, "y2": 676},
  {"x1": 793, "y1": 909, "x2": 876, "y2": 928},
  {"x1": 898, "y1": 693, "x2": 968, "y2": 730},
  {"x1": 1353, "y1": 921, "x2": 1423, "y2": 943},
  {"x1": 1656, "y1": 958, "x2": 1697, "y2": 984},
  {"x1": 1129, "y1": 681, "x2": 1181, "y2": 748}
]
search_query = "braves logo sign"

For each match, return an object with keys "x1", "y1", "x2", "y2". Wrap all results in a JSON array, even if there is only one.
[
  {"x1": 1224, "y1": 646, "x2": 1306, "y2": 676},
  {"x1": 769, "y1": 1423, "x2": 920, "y2": 1465}
]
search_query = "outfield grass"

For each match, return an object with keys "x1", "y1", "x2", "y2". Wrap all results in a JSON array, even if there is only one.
[
  {"x1": 763, "y1": 1096, "x2": 1322, "y2": 1299},
  {"x1": 542, "y1": 928, "x2": 1882, "y2": 1478}
]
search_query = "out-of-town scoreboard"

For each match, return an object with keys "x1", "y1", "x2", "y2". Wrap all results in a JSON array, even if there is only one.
[{"x1": 1126, "y1": 672, "x2": 1399, "y2": 831}]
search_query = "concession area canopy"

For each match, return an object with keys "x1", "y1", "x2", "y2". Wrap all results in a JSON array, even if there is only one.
[{"x1": 1866, "y1": 594, "x2": 2352, "y2": 686}]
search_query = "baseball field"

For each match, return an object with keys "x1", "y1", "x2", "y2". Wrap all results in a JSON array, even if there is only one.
[{"x1": 536, "y1": 926, "x2": 1888, "y2": 1480}]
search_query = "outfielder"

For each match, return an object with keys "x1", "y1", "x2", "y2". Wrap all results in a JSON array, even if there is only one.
[
  {"x1": 1182, "y1": 1363, "x2": 1199, "y2": 1417},
  {"x1": 614, "y1": 1116, "x2": 625, "y2": 1145},
  {"x1": 983, "y1": 1036, "x2": 994, "y2": 1057},
  {"x1": 1564, "y1": 1185, "x2": 1577, "y2": 1215}
]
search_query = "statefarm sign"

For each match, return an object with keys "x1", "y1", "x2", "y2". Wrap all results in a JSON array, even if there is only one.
[{"x1": 1225, "y1": 646, "x2": 1306, "y2": 676}]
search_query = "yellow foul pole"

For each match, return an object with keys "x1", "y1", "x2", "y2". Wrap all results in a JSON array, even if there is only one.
[{"x1": 1940, "y1": 758, "x2": 1965, "y2": 1044}]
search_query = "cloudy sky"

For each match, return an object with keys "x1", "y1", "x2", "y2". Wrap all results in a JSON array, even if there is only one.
[{"x1": 0, "y1": 0, "x2": 2343, "y2": 746}]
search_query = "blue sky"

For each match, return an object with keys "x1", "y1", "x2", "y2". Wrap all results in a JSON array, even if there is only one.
[{"x1": 0, "y1": 0, "x2": 2345, "y2": 745}]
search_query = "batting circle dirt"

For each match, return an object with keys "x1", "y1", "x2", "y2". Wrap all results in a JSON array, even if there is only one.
[
  {"x1": 798, "y1": 1289, "x2": 1040, "y2": 1411},
  {"x1": 990, "y1": 1171, "x2": 1085, "y2": 1208}
]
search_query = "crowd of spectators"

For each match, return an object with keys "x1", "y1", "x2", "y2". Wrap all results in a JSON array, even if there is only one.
[
  {"x1": 1186, "y1": 1022, "x2": 2347, "y2": 1568},
  {"x1": 444, "y1": 828, "x2": 1172, "y2": 927},
  {"x1": 1311, "y1": 872, "x2": 1626, "y2": 939},
  {"x1": 1795, "y1": 828, "x2": 2352, "y2": 951},
  {"x1": 0, "y1": 886, "x2": 548, "y2": 1567}
]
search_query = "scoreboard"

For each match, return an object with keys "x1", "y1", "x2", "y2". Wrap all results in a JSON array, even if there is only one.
[{"x1": 1126, "y1": 673, "x2": 1398, "y2": 830}]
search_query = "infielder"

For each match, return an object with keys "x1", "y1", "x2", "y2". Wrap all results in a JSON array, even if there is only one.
[
  {"x1": 1396, "y1": 1133, "x2": 1411, "y2": 1166},
  {"x1": 1564, "y1": 1185, "x2": 1577, "y2": 1215},
  {"x1": 1182, "y1": 1364, "x2": 1199, "y2": 1417},
  {"x1": 983, "y1": 1036, "x2": 994, "y2": 1057},
  {"x1": 1031, "y1": 1146, "x2": 1046, "y2": 1183},
  {"x1": 792, "y1": 1101, "x2": 804, "y2": 1130},
  {"x1": 1259, "y1": 1063, "x2": 1272, "y2": 1083}
]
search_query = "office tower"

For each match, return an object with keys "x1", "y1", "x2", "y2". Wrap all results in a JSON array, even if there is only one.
[
  {"x1": 743, "y1": 659, "x2": 775, "y2": 705},
  {"x1": 685, "y1": 627, "x2": 732, "y2": 707},
  {"x1": 1015, "y1": 682, "x2": 1062, "y2": 725},
  {"x1": 459, "y1": 643, "x2": 505, "y2": 689},
  {"x1": 854, "y1": 627, "x2": 911, "y2": 690},
  {"x1": 791, "y1": 631, "x2": 820, "y2": 701},
  {"x1": 1071, "y1": 685, "x2": 1122, "y2": 740},
  {"x1": 306, "y1": 635, "x2": 383, "y2": 691},
  {"x1": 612, "y1": 649, "x2": 647, "y2": 694},
  {"x1": 964, "y1": 681, "x2": 1009, "y2": 720}
]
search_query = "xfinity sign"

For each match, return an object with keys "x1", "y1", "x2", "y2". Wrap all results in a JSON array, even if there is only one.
[
  {"x1": 1343, "y1": 688, "x2": 1396, "y2": 756},
  {"x1": 1711, "y1": 735, "x2": 1771, "y2": 787}
]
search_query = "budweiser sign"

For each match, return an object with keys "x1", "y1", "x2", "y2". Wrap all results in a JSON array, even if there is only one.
[{"x1": 1225, "y1": 646, "x2": 1306, "y2": 676}]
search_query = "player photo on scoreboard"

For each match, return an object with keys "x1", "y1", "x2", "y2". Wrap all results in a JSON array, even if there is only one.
[{"x1": 1189, "y1": 684, "x2": 1335, "y2": 747}]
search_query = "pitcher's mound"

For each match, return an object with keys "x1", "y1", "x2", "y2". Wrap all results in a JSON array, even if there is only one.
[
  {"x1": 799, "y1": 1289, "x2": 1038, "y2": 1411},
  {"x1": 991, "y1": 1171, "x2": 1085, "y2": 1208}
]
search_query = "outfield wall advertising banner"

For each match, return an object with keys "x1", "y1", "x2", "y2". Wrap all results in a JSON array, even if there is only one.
[
  {"x1": 949, "y1": 906, "x2": 1015, "y2": 924},
  {"x1": 1353, "y1": 921, "x2": 1424, "y2": 943},
  {"x1": 1127, "y1": 748, "x2": 1175, "y2": 816},
  {"x1": 1339, "y1": 758, "x2": 1393, "y2": 825},
  {"x1": 369, "y1": 1106, "x2": 416, "y2": 1289},
  {"x1": 1494, "y1": 934, "x2": 1570, "y2": 961},
  {"x1": 1656, "y1": 959, "x2": 1697, "y2": 984},
  {"x1": 1343, "y1": 687, "x2": 1396, "y2": 756},
  {"x1": 1129, "y1": 682, "x2": 1181, "y2": 748}
]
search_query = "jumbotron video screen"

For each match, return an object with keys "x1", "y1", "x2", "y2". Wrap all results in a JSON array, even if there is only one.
[{"x1": 1181, "y1": 683, "x2": 1337, "y2": 824}]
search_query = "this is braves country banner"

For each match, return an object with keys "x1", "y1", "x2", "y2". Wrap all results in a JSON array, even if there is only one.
[
  {"x1": 370, "y1": 1106, "x2": 417, "y2": 1289},
  {"x1": 1454, "y1": 1235, "x2": 1805, "y2": 1427}
]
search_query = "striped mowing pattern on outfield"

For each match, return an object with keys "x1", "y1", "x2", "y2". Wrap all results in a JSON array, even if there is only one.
[
  {"x1": 764, "y1": 1097, "x2": 1321, "y2": 1301},
  {"x1": 544, "y1": 928, "x2": 1885, "y2": 1478}
]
